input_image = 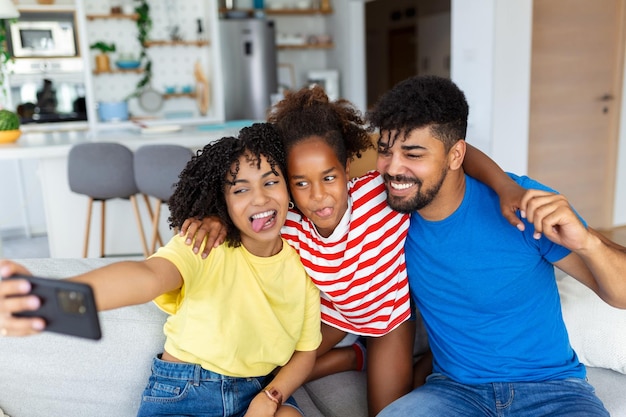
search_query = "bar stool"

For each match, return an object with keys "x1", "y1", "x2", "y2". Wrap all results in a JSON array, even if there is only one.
[
  {"x1": 68, "y1": 142, "x2": 149, "y2": 258},
  {"x1": 134, "y1": 144, "x2": 194, "y2": 254}
]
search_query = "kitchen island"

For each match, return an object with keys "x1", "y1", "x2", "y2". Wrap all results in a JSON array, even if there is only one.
[{"x1": 0, "y1": 121, "x2": 256, "y2": 258}]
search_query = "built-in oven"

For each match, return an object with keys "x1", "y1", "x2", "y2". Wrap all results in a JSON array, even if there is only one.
[
  {"x1": 5, "y1": 11, "x2": 78, "y2": 59},
  {"x1": 3, "y1": 10, "x2": 87, "y2": 125},
  {"x1": 7, "y1": 58, "x2": 87, "y2": 125}
]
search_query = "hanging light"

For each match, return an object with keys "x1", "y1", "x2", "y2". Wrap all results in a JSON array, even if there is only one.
[{"x1": 0, "y1": 0, "x2": 19, "y2": 19}]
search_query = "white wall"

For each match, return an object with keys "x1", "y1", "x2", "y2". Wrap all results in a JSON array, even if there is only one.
[
  {"x1": 449, "y1": 0, "x2": 495, "y2": 158},
  {"x1": 329, "y1": 1, "x2": 367, "y2": 111}
]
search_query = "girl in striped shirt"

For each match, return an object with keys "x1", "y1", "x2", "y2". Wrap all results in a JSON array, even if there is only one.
[{"x1": 183, "y1": 86, "x2": 525, "y2": 417}]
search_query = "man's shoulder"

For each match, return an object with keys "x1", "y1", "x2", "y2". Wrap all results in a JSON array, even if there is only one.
[{"x1": 506, "y1": 173, "x2": 557, "y2": 193}]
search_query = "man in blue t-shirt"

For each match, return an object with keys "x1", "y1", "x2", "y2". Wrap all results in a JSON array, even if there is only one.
[{"x1": 368, "y1": 75, "x2": 626, "y2": 417}]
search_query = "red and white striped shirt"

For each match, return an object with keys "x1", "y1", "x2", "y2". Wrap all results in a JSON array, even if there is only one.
[{"x1": 281, "y1": 171, "x2": 411, "y2": 336}]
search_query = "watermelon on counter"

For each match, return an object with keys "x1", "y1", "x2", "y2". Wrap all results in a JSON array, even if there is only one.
[{"x1": 0, "y1": 110, "x2": 20, "y2": 131}]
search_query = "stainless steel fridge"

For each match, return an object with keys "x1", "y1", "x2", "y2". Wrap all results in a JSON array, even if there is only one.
[{"x1": 219, "y1": 18, "x2": 278, "y2": 121}]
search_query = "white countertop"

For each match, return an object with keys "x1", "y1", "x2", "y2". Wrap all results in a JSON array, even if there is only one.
[{"x1": 0, "y1": 120, "x2": 258, "y2": 160}]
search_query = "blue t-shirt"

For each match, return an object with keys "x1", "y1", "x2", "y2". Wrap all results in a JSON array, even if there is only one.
[{"x1": 405, "y1": 174, "x2": 586, "y2": 384}]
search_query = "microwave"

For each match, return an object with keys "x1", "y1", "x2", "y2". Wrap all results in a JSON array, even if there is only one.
[{"x1": 6, "y1": 11, "x2": 78, "y2": 58}]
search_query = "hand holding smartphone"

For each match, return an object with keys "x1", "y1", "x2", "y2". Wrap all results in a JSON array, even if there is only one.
[{"x1": 7, "y1": 275, "x2": 102, "y2": 340}]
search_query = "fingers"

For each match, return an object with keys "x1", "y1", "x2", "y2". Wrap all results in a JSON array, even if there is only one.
[
  {"x1": 0, "y1": 270, "x2": 46, "y2": 337},
  {"x1": 520, "y1": 189, "x2": 578, "y2": 239},
  {"x1": 0, "y1": 260, "x2": 33, "y2": 278},
  {"x1": 501, "y1": 204, "x2": 525, "y2": 231},
  {"x1": 180, "y1": 219, "x2": 200, "y2": 245},
  {"x1": 498, "y1": 183, "x2": 527, "y2": 231},
  {"x1": 179, "y1": 217, "x2": 226, "y2": 257},
  {"x1": 0, "y1": 290, "x2": 45, "y2": 337}
]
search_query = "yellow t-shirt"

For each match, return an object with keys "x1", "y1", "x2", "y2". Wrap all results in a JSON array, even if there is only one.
[{"x1": 151, "y1": 235, "x2": 321, "y2": 377}]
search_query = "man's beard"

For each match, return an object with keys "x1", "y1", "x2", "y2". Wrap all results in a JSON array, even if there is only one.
[{"x1": 383, "y1": 169, "x2": 447, "y2": 213}]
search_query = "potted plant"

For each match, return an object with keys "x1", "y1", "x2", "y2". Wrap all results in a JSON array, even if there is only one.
[
  {"x1": 90, "y1": 41, "x2": 116, "y2": 73},
  {"x1": 0, "y1": 16, "x2": 18, "y2": 98},
  {"x1": 0, "y1": 108, "x2": 21, "y2": 143}
]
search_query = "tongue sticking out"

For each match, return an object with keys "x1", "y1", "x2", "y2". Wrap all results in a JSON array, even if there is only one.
[{"x1": 252, "y1": 216, "x2": 268, "y2": 232}]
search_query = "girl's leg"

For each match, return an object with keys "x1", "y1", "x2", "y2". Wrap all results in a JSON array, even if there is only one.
[
  {"x1": 366, "y1": 320, "x2": 415, "y2": 417},
  {"x1": 276, "y1": 404, "x2": 306, "y2": 417},
  {"x1": 305, "y1": 323, "x2": 355, "y2": 382},
  {"x1": 413, "y1": 349, "x2": 433, "y2": 388}
]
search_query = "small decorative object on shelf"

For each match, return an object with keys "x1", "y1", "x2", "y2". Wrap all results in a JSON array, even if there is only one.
[
  {"x1": 320, "y1": 0, "x2": 331, "y2": 13},
  {"x1": 90, "y1": 41, "x2": 116, "y2": 73},
  {"x1": 115, "y1": 60, "x2": 141, "y2": 70}
]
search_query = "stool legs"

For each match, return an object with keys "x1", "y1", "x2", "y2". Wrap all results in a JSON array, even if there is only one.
[
  {"x1": 81, "y1": 197, "x2": 149, "y2": 258},
  {"x1": 82, "y1": 197, "x2": 94, "y2": 258},
  {"x1": 149, "y1": 198, "x2": 164, "y2": 254},
  {"x1": 100, "y1": 200, "x2": 106, "y2": 258},
  {"x1": 130, "y1": 195, "x2": 149, "y2": 258}
]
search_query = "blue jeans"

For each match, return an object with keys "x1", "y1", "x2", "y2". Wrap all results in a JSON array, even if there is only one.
[
  {"x1": 377, "y1": 373, "x2": 609, "y2": 417},
  {"x1": 136, "y1": 355, "x2": 302, "y2": 417}
]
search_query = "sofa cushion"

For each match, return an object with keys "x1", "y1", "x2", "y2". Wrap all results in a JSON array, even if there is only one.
[
  {"x1": 557, "y1": 274, "x2": 626, "y2": 374},
  {"x1": 0, "y1": 258, "x2": 167, "y2": 417}
]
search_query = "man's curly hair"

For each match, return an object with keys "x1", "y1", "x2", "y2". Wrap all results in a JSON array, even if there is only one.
[
  {"x1": 367, "y1": 75, "x2": 469, "y2": 152},
  {"x1": 268, "y1": 85, "x2": 373, "y2": 168},
  {"x1": 167, "y1": 123, "x2": 286, "y2": 247}
]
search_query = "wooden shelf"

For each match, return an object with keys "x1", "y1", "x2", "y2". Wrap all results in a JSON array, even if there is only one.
[
  {"x1": 86, "y1": 13, "x2": 139, "y2": 21},
  {"x1": 163, "y1": 92, "x2": 196, "y2": 99},
  {"x1": 277, "y1": 42, "x2": 334, "y2": 50},
  {"x1": 144, "y1": 40, "x2": 210, "y2": 47},
  {"x1": 218, "y1": 8, "x2": 332, "y2": 15},
  {"x1": 266, "y1": 8, "x2": 333, "y2": 15},
  {"x1": 92, "y1": 68, "x2": 144, "y2": 75}
]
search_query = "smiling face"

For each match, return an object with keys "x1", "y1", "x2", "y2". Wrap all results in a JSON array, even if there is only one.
[
  {"x1": 287, "y1": 137, "x2": 350, "y2": 238},
  {"x1": 376, "y1": 127, "x2": 451, "y2": 215},
  {"x1": 224, "y1": 153, "x2": 289, "y2": 256}
]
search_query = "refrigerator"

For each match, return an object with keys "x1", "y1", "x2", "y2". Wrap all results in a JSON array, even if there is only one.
[{"x1": 219, "y1": 18, "x2": 278, "y2": 121}]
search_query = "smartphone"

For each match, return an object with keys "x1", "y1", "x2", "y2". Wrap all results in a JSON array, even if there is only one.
[{"x1": 7, "y1": 275, "x2": 101, "y2": 340}]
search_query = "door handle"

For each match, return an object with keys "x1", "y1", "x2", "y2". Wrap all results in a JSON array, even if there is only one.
[{"x1": 598, "y1": 93, "x2": 614, "y2": 101}]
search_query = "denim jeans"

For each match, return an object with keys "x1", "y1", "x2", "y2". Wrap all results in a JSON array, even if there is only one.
[
  {"x1": 377, "y1": 373, "x2": 609, "y2": 417},
  {"x1": 136, "y1": 356, "x2": 302, "y2": 417}
]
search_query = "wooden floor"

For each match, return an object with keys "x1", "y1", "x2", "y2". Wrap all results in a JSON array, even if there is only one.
[{"x1": 598, "y1": 226, "x2": 626, "y2": 247}]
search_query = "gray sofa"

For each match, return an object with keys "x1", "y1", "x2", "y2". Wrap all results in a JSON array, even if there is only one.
[{"x1": 0, "y1": 258, "x2": 625, "y2": 417}]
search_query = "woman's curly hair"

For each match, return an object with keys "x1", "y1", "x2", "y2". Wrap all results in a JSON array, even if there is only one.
[
  {"x1": 167, "y1": 123, "x2": 286, "y2": 247},
  {"x1": 268, "y1": 85, "x2": 372, "y2": 168}
]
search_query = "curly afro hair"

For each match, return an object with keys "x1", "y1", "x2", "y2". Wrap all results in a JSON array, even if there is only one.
[
  {"x1": 268, "y1": 85, "x2": 373, "y2": 168},
  {"x1": 367, "y1": 75, "x2": 469, "y2": 152},
  {"x1": 167, "y1": 123, "x2": 286, "y2": 247}
]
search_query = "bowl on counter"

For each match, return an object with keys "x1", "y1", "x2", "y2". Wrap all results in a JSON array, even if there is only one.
[
  {"x1": 0, "y1": 129, "x2": 21, "y2": 144},
  {"x1": 97, "y1": 101, "x2": 129, "y2": 122},
  {"x1": 115, "y1": 60, "x2": 141, "y2": 70}
]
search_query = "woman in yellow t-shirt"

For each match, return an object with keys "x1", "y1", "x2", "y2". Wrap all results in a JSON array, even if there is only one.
[{"x1": 0, "y1": 123, "x2": 322, "y2": 417}]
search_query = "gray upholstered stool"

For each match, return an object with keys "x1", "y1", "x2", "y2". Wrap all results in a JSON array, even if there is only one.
[
  {"x1": 133, "y1": 144, "x2": 194, "y2": 254},
  {"x1": 68, "y1": 142, "x2": 149, "y2": 258}
]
